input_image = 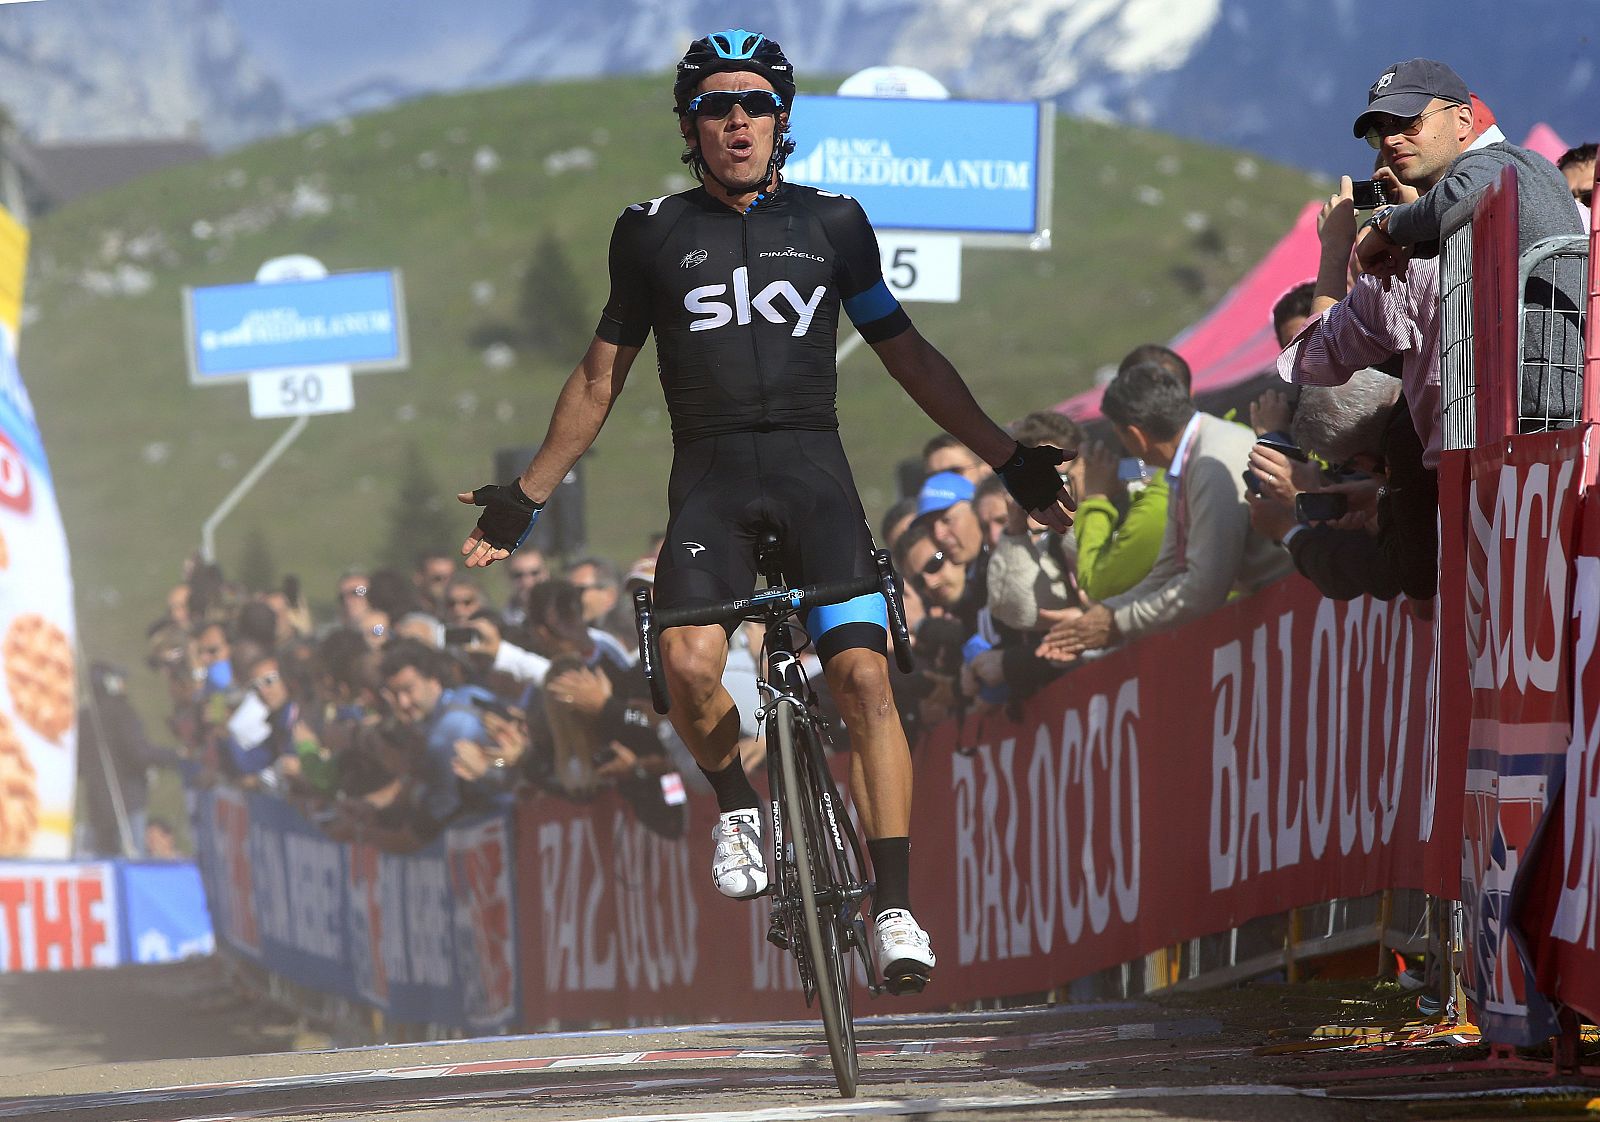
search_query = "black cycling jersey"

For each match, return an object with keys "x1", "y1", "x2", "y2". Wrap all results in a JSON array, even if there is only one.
[{"x1": 596, "y1": 180, "x2": 913, "y2": 445}]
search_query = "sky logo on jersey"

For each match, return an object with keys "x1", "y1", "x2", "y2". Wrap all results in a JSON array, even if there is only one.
[{"x1": 685, "y1": 267, "x2": 826, "y2": 338}]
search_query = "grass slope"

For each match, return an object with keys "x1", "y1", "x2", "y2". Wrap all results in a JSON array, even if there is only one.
[{"x1": 22, "y1": 73, "x2": 1322, "y2": 683}]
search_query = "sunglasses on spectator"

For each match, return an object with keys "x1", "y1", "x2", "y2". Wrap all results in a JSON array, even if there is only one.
[
  {"x1": 919, "y1": 550, "x2": 952, "y2": 577},
  {"x1": 450, "y1": 595, "x2": 480, "y2": 607},
  {"x1": 511, "y1": 567, "x2": 545, "y2": 581},
  {"x1": 685, "y1": 89, "x2": 784, "y2": 119},
  {"x1": 251, "y1": 671, "x2": 281, "y2": 691},
  {"x1": 340, "y1": 584, "x2": 368, "y2": 599},
  {"x1": 1362, "y1": 103, "x2": 1460, "y2": 149}
]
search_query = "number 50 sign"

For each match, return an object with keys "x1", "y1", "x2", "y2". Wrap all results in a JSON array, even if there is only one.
[
  {"x1": 876, "y1": 232, "x2": 961, "y2": 303},
  {"x1": 247, "y1": 366, "x2": 355, "y2": 418}
]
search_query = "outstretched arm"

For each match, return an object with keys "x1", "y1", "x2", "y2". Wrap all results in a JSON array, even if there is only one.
[
  {"x1": 459, "y1": 337, "x2": 640, "y2": 566},
  {"x1": 872, "y1": 326, "x2": 1074, "y2": 531}
]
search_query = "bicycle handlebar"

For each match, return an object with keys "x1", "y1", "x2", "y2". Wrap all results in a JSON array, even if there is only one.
[{"x1": 634, "y1": 548, "x2": 915, "y2": 715}]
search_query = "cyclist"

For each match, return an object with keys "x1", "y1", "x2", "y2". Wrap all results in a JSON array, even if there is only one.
[{"x1": 459, "y1": 28, "x2": 1073, "y2": 993}]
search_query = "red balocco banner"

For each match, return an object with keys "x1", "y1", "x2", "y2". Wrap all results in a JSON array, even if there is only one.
[
  {"x1": 514, "y1": 577, "x2": 1441, "y2": 1023},
  {"x1": 1519, "y1": 428, "x2": 1600, "y2": 1027},
  {"x1": 1445, "y1": 429, "x2": 1597, "y2": 1046},
  {"x1": 0, "y1": 862, "x2": 118, "y2": 972}
]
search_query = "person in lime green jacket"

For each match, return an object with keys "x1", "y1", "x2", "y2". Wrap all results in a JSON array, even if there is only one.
[{"x1": 1070, "y1": 439, "x2": 1169, "y2": 601}]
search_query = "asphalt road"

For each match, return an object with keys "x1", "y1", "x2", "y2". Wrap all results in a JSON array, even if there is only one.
[{"x1": 0, "y1": 958, "x2": 1584, "y2": 1122}]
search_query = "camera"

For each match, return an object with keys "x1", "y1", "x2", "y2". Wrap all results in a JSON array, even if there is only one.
[
  {"x1": 1351, "y1": 179, "x2": 1388, "y2": 209},
  {"x1": 1295, "y1": 492, "x2": 1350, "y2": 522},
  {"x1": 1243, "y1": 432, "x2": 1307, "y2": 496},
  {"x1": 444, "y1": 625, "x2": 480, "y2": 649}
]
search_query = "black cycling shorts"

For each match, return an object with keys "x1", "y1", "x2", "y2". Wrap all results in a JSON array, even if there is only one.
[{"x1": 653, "y1": 429, "x2": 888, "y2": 663}]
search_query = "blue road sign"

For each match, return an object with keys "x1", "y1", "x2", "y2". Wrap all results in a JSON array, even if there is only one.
[
  {"x1": 786, "y1": 96, "x2": 1048, "y2": 237},
  {"x1": 184, "y1": 270, "x2": 408, "y2": 383}
]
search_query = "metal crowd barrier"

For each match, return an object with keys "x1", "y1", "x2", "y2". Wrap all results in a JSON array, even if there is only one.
[
  {"x1": 1518, "y1": 234, "x2": 1589, "y2": 432},
  {"x1": 1440, "y1": 166, "x2": 1590, "y2": 447}
]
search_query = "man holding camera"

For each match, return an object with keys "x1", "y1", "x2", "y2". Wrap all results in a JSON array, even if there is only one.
[{"x1": 1352, "y1": 58, "x2": 1582, "y2": 428}]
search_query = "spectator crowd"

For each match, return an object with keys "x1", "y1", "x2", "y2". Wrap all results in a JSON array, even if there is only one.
[{"x1": 89, "y1": 58, "x2": 1592, "y2": 856}]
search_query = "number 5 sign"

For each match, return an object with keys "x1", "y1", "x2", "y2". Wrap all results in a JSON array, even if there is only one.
[{"x1": 877, "y1": 232, "x2": 961, "y2": 303}]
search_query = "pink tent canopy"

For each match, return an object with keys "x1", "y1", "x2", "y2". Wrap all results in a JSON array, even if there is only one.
[
  {"x1": 1521, "y1": 123, "x2": 1569, "y2": 164},
  {"x1": 1057, "y1": 199, "x2": 1322, "y2": 422},
  {"x1": 1057, "y1": 127, "x2": 1576, "y2": 424}
]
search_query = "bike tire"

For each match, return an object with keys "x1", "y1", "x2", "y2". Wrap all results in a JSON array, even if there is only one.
[
  {"x1": 774, "y1": 701, "x2": 858, "y2": 1097},
  {"x1": 797, "y1": 718, "x2": 864, "y2": 1052}
]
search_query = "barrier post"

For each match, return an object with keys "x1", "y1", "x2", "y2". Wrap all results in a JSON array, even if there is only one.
[
  {"x1": 1585, "y1": 188, "x2": 1599, "y2": 423},
  {"x1": 1375, "y1": 890, "x2": 1393, "y2": 975},
  {"x1": 1285, "y1": 908, "x2": 1302, "y2": 984}
]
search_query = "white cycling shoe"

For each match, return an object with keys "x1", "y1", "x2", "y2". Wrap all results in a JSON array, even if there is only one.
[
  {"x1": 711, "y1": 809, "x2": 768, "y2": 899},
  {"x1": 874, "y1": 908, "x2": 936, "y2": 994}
]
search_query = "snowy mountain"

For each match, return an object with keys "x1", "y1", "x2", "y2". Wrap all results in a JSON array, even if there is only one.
[
  {"x1": 0, "y1": 0, "x2": 293, "y2": 148},
  {"x1": 1, "y1": 0, "x2": 1592, "y2": 170},
  {"x1": 443, "y1": 0, "x2": 1597, "y2": 172}
]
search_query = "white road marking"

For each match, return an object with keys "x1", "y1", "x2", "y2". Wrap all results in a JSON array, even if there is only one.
[{"x1": 531, "y1": 1085, "x2": 1322, "y2": 1121}]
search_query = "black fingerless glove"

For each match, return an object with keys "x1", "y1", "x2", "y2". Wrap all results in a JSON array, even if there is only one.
[
  {"x1": 468, "y1": 480, "x2": 543, "y2": 552},
  {"x1": 997, "y1": 441, "x2": 1067, "y2": 513}
]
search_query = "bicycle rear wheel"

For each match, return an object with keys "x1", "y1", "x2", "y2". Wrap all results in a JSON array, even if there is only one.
[{"x1": 774, "y1": 700, "x2": 858, "y2": 1097}]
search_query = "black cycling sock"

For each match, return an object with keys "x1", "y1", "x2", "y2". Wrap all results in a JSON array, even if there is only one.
[
  {"x1": 700, "y1": 757, "x2": 761, "y2": 814},
  {"x1": 869, "y1": 837, "x2": 911, "y2": 917}
]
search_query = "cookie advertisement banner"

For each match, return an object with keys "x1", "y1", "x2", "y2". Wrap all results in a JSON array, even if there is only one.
[{"x1": 0, "y1": 203, "x2": 77, "y2": 858}]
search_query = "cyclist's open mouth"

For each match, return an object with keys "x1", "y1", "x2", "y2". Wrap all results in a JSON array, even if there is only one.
[{"x1": 727, "y1": 137, "x2": 755, "y2": 162}]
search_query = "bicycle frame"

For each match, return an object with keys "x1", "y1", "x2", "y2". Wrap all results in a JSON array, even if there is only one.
[
  {"x1": 632, "y1": 540, "x2": 916, "y2": 1098},
  {"x1": 756, "y1": 621, "x2": 879, "y2": 1000}
]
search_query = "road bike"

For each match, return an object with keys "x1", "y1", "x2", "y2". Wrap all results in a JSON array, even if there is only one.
[{"x1": 633, "y1": 532, "x2": 915, "y2": 1097}]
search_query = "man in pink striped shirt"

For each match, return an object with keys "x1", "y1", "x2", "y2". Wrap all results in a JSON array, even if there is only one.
[{"x1": 1276, "y1": 177, "x2": 1441, "y2": 468}]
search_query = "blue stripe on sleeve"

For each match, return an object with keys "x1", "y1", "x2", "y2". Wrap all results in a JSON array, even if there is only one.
[
  {"x1": 842, "y1": 279, "x2": 902, "y2": 329},
  {"x1": 807, "y1": 592, "x2": 889, "y2": 639}
]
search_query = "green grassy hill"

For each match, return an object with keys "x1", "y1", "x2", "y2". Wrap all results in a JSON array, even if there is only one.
[{"x1": 22, "y1": 73, "x2": 1323, "y2": 682}]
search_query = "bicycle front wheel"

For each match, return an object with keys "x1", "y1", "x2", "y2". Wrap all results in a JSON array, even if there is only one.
[{"x1": 774, "y1": 700, "x2": 858, "y2": 1097}]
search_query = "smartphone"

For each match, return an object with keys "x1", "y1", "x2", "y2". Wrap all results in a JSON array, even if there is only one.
[
  {"x1": 1351, "y1": 179, "x2": 1387, "y2": 209},
  {"x1": 444, "y1": 625, "x2": 480, "y2": 649},
  {"x1": 1255, "y1": 433, "x2": 1308, "y2": 463},
  {"x1": 470, "y1": 694, "x2": 517, "y2": 721},
  {"x1": 1246, "y1": 434, "x2": 1307, "y2": 496},
  {"x1": 1295, "y1": 492, "x2": 1350, "y2": 522},
  {"x1": 1116, "y1": 457, "x2": 1148, "y2": 484}
]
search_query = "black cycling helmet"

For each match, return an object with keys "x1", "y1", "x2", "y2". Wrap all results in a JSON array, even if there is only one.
[{"x1": 673, "y1": 29, "x2": 796, "y2": 114}]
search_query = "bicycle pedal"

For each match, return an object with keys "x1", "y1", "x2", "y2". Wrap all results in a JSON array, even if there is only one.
[
  {"x1": 884, "y1": 969, "x2": 930, "y2": 996},
  {"x1": 766, "y1": 924, "x2": 791, "y2": 951}
]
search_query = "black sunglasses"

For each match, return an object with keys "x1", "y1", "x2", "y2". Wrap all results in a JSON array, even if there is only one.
[
  {"x1": 686, "y1": 89, "x2": 784, "y2": 120},
  {"x1": 919, "y1": 550, "x2": 951, "y2": 577}
]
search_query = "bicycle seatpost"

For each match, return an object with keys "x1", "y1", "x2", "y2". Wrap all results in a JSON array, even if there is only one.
[{"x1": 755, "y1": 530, "x2": 784, "y2": 585}]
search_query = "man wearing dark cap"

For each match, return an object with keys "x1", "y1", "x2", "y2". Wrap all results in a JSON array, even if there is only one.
[{"x1": 1353, "y1": 58, "x2": 1583, "y2": 429}]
